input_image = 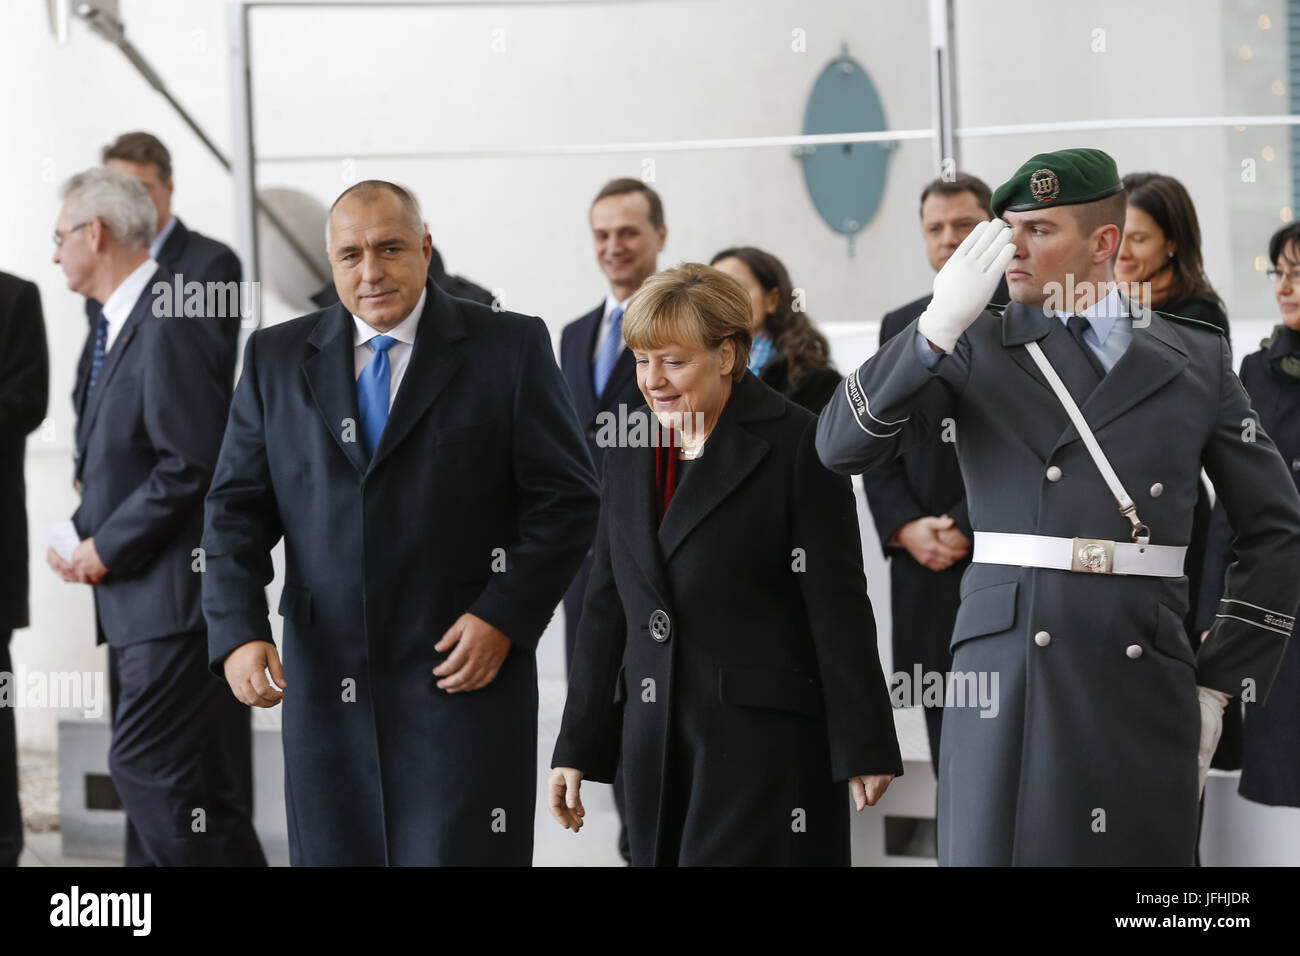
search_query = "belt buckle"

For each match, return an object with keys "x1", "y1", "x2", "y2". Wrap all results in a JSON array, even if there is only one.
[{"x1": 1071, "y1": 537, "x2": 1114, "y2": 574}]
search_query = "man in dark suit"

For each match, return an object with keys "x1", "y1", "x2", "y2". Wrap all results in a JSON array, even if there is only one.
[
  {"x1": 862, "y1": 172, "x2": 1005, "y2": 778},
  {"x1": 0, "y1": 271, "x2": 49, "y2": 867},
  {"x1": 202, "y1": 180, "x2": 599, "y2": 865},
  {"x1": 83, "y1": 132, "x2": 243, "y2": 386},
  {"x1": 558, "y1": 178, "x2": 666, "y2": 863},
  {"x1": 48, "y1": 167, "x2": 265, "y2": 867}
]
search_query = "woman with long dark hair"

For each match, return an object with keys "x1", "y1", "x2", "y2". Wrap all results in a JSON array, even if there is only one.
[
  {"x1": 709, "y1": 246, "x2": 842, "y2": 412},
  {"x1": 1117, "y1": 172, "x2": 1229, "y2": 336}
]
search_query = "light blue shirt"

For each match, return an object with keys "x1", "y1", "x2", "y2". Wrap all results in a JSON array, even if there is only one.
[
  {"x1": 913, "y1": 287, "x2": 1133, "y2": 372},
  {"x1": 149, "y1": 215, "x2": 178, "y2": 261}
]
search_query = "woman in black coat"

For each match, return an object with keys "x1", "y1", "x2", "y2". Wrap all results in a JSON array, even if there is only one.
[
  {"x1": 549, "y1": 264, "x2": 902, "y2": 866},
  {"x1": 710, "y1": 247, "x2": 843, "y2": 413},
  {"x1": 1197, "y1": 223, "x2": 1300, "y2": 808}
]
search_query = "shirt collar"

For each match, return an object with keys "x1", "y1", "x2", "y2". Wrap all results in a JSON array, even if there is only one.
[
  {"x1": 100, "y1": 258, "x2": 160, "y2": 328},
  {"x1": 604, "y1": 292, "x2": 631, "y2": 321},
  {"x1": 352, "y1": 286, "x2": 427, "y2": 348},
  {"x1": 1056, "y1": 286, "x2": 1127, "y2": 345},
  {"x1": 149, "y1": 216, "x2": 178, "y2": 261}
]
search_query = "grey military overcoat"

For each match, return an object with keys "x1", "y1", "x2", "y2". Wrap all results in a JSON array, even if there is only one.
[{"x1": 816, "y1": 299, "x2": 1300, "y2": 865}]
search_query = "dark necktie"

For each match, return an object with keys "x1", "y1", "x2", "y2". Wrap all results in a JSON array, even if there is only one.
[
  {"x1": 1066, "y1": 314, "x2": 1107, "y2": 382},
  {"x1": 87, "y1": 311, "x2": 110, "y2": 397}
]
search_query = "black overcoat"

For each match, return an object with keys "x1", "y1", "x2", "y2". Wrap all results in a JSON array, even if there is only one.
[{"x1": 553, "y1": 371, "x2": 903, "y2": 866}]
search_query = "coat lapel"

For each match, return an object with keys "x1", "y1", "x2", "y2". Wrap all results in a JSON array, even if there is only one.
[
  {"x1": 301, "y1": 303, "x2": 369, "y2": 477},
  {"x1": 656, "y1": 372, "x2": 781, "y2": 563},
  {"x1": 1052, "y1": 310, "x2": 1188, "y2": 453},
  {"x1": 368, "y1": 283, "x2": 466, "y2": 472},
  {"x1": 75, "y1": 267, "x2": 165, "y2": 455},
  {"x1": 1001, "y1": 298, "x2": 1189, "y2": 455},
  {"x1": 615, "y1": 431, "x2": 674, "y2": 608}
]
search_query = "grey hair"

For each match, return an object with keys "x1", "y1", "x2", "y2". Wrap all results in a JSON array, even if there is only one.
[
  {"x1": 59, "y1": 167, "x2": 156, "y2": 250},
  {"x1": 325, "y1": 180, "x2": 426, "y2": 251}
]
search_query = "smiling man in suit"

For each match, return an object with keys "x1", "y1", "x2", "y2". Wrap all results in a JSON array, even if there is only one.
[
  {"x1": 203, "y1": 180, "x2": 598, "y2": 865},
  {"x1": 82, "y1": 132, "x2": 243, "y2": 387},
  {"x1": 48, "y1": 167, "x2": 264, "y2": 866}
]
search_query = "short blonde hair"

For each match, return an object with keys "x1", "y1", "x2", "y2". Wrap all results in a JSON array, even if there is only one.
[{"x1": 623, "y1": 263, "x2": 752, "y2": 382}]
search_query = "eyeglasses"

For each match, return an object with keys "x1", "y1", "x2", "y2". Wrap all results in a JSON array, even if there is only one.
[
  {"x1": 1267, "y1": 267, "x2": 1300, "y2": 284},
  {"x1": 52, "y1": 222, "x2": 89, "y2": 248}
]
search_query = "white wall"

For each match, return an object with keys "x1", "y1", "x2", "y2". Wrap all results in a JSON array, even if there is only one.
[{"x1": 0, "y1": 0, "x2": 1287, "y2": 751}]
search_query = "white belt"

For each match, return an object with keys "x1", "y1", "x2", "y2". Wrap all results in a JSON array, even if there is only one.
[{"x1": 973, "y1": 531, "x2": 1187, "y2": 577}]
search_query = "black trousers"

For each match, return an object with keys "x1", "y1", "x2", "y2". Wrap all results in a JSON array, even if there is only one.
[
  {"x1": 107, "y1": 630, "x2": 266, "y2": 866},
  {"x1": 0, "y1": 631, "x2": 20, "y2": 866}
]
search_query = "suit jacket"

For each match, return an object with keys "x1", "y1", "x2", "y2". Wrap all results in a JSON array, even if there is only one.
[
  {"x1": 553, "y1": 371, "x2": 903, "y2": 866},
  {"x1": 558, "y1": 301, "x2": 643, "y2": 656},
  {"x1": 861, "y1": 294, "x2": 971, "y2": 677},
  {"x1": 817, "y1": 299, "x2": 1300, "y2": 865},
  {"x1": 72, "y1": 266, "x2": 231, "y2": 646},
  {"x1": 82, "y1": 217, "x2": 242, "y2": 388},
  {"x1": 201, "y1": 279, "x2": 599, "y2": 865},
  {"x1": 0, "y1": 272, "x2": 49, "y2": 631}
]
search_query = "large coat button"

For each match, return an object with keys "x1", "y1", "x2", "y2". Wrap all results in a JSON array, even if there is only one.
[
  {"x1": 1034, "y1": 630, "x2": 1051, "y2": 646},
  {"x1": 648, "y1": 609, "x2": 671, "y2": 643},
  {"x1": 1045, "y1": 466, "x2": 1062, "y2": 482},
  {"x1": 1149, "y1": 482, "x2": 1164, "y2": 498},
  {"x1": 1126, "y1": 644, "x2": 1143, "y2": 659}
]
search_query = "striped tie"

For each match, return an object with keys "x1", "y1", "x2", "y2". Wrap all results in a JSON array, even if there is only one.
[{"x1": 87, "y1": 311, "x2": 109, "y2": 396}]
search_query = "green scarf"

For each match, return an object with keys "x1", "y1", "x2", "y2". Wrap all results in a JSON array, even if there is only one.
[{"x1": 1260, "y1": 324, "x2": 1300, "y2": 380}]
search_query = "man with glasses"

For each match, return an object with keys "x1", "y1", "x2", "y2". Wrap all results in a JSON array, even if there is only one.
[{"x1": 49, "y1": 167, "x2": 265, "y2": 866}]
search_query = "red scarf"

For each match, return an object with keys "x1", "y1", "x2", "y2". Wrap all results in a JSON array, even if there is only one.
[{"x1": 654, "y1": 426, "x2": 678, "y2": 521}]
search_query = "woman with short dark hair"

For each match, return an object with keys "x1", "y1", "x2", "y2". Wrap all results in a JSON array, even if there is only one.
[{"x1": 1197, "y1": 222, "x2": 1300, "y2": 810}]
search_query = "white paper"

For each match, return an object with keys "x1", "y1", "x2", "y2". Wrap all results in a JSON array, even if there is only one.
[{"x1": 46, "y1": 520, "x2": 80, "y2": 562}]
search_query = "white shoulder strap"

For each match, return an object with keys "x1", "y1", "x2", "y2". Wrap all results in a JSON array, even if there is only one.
[{"x1": 1024, "y1": 339, "x2": 1150, "y2": 544}]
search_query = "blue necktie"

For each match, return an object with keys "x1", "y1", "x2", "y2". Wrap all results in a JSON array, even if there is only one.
[
  {"x1": 593, "y1": 306, "x2": 624, "y2": 396},
  {"x1": 357, "y1": 335, "x2": 397, "y2": 457},
  {"x1": 87, "y1": 311, "x2": 109, "y2": 398}
]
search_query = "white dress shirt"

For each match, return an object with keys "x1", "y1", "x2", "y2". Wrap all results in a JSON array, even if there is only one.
[
  {"x1": 590, "y1": 292, "x2": 632, "y2": 364},
  {"x1": 99, "y1": 257, "x2": 160, "y2": 354},
  {"x1": 351, "y1": 287, "x2": 426, "y2": 412}
]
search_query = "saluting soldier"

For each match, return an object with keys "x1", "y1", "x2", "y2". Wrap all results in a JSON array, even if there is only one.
[{"x1": 816, "y1": 148, "x2": 1300, "y2": 866}]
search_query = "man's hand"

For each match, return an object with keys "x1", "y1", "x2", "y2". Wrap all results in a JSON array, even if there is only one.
[
  {"x1": 46, "y1": 547, "x2": 82, "y2": 584},
  {"x1": 548, "y1": 767, "x2": 585, "y2": 831},
  {"x1": 70, "y1": 537, "x2": 108, "y2": 585},
  {"x1": 433, "y1": 612, "x2": 511, "y2": 693},
  {"x1": 223, "y1": 640, "x2": 287, "y2": 708},
  {"x1": 1196, "y1": 686, "x2": 1229, "y2": 795},
  {"x1": 893, "y1": 515, "x2": 970, "y2": 571},
  {"x1": 849, "y1": 774, "x2": 894, "y2": 810},
  {"x1": 917, "y1": 218, "x2": 1016, "y2": 353}
]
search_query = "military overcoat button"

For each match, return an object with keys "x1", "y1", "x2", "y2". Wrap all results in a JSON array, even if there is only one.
[
  {"x1": 1034, "y1": 630, "x2": 1051, "y2": 646},
  {"x1": 1045, "y1": 466, "x2": 1062, "y2": 482},
  {"x1": 1126, "y1": 644, "x2": 1143, "y2": 659},
  {"x1": 648, "y1": 609, "x2": 671, "y2": 643},
  {"x1": 1150, "y1": 482, "x2": 1164, "y2": 498}
]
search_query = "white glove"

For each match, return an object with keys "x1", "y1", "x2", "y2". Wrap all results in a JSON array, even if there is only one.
[
  {"x1": 1196, "y1": 686, "x2": 1229, "y2": 796},
  {"x1": 917, "y1": 218, "x2": 1016, "y2": 353}
]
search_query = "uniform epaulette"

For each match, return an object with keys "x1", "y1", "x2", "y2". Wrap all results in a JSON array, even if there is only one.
[{"x1": 1154, "y1": 309, "x2": 1225, "y2": 336}]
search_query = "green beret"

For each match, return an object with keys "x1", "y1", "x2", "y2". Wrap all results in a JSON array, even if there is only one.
[{"x1": 991, "y1": 148, "x2": 1122, "y2": 217}]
